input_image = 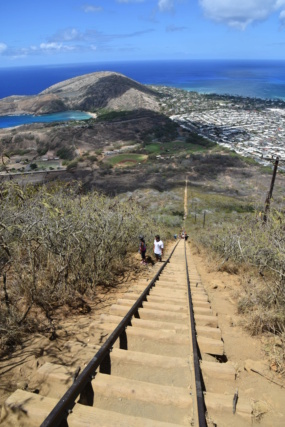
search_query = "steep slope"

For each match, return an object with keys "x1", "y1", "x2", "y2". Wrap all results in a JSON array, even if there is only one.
[{"x1": 0, "y1": 72, "x2": 160, "y2": 116}]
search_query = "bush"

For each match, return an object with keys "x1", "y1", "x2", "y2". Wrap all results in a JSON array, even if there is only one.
[
  {"x1": 37, "y1": 145, "x2": 49, "y2": 156},
  {"x1": 0, "y1": 182, "x2": 158, "y2": 350},
  {"x1": 193, "y1": 209, "x2": 285, "y2": 337},
  {"x1": 56, "y1": 147, "x2": 74, "y2": 160},
  {"x1": 66, "y1": 159, "x2": 79, "y2": 171}
]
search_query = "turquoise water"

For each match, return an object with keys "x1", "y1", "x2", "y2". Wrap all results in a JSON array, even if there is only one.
[{"x1": 0, "y1": 111, "x2": 92, "y2": 129}]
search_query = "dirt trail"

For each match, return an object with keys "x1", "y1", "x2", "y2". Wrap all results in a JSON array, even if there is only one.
[
  {"x1": 189, "y1": 243, "x2": 285, "y2": 426},
  {"x1": 184, "y1": 175, "x2": 188, "y2": 220}
]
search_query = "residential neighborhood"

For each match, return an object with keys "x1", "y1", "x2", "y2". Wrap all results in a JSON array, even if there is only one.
[{"x1": 154, "y1": 86, "x2": 285, "y2": 165}]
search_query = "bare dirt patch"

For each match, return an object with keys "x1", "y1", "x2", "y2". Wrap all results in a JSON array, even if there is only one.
[{"x1": 190, "y1": 242, "x2": 285, "y2": 427}]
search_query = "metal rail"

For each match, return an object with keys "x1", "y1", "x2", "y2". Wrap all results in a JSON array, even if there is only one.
[
  {"x1": 41, "y1": 240, "x2": 180, "y2": 427},
  {"x1": 184, "y1": 241, "x2": 207, "y2": 427}
]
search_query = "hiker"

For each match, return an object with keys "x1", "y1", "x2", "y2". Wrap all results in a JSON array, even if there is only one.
[
  {"x1": 139, "y1": 236, "x2": 147, "y2": 264},
  {"x1": 185, "y1": 233, "x2": 189, "y2": 241},
  {"x1": 153, "y1": 234, "x2": 164, "y2": 262}
]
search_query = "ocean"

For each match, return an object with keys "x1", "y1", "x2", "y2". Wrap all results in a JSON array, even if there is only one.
[
  {"x1": 1, "y1": 60, "x2": 285, "y2": 128},
  {"x1": 1, "y1": 60, "x2": 285, "y2": 101}
]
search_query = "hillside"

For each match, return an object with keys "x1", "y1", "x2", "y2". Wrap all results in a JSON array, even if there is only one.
[{"x1": 0, "y1": 71, "x2": 160, "y2": 115}]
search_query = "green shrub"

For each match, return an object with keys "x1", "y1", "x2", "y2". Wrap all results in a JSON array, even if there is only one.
[
  {"x1": 56, "y1": 147, "x2": 74, "y2": 160},
  {"x1": 37, "y1": 145, "x2": 49, "y2": 156},
  {"x1": 66, "y1": 159, "x2": 79, "y2": 171}
]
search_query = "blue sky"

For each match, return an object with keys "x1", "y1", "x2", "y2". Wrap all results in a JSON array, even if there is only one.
[{"x1": 1, "y1": 0, "x2": 285, "y2": 67}]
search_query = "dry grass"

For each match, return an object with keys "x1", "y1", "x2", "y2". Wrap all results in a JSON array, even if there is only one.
[
  {"x1": 0, "y1": 181, "x2": 163, "y2": 352},
  {"x1": 189, "y1": 207, "x2": 285, "y2": 374}
]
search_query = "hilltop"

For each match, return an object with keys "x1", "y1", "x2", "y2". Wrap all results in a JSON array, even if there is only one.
[{"x1": 0, "y1": 71, "x2": 160, "y2": 116}]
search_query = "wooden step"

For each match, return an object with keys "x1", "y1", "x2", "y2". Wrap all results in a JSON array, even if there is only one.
[
  {"x1": 192, "y1": 300, "x2": 211, "y2": 309},
  {"x1": 110, "y1": 348, "x2": 191, "y2": 387},
  {"x1": 100, "y1": 314, "x2": 189, "y2": 335},
  {"x1": 196, "y1": 326, "x2": 222, "y2": 340},
  {"x1": 191, "y1": 295, "x2": 209, "y2": 302},
  {"x1": 195, "y1": 314, "x2": 218, "y2": 328},
  {"x1": 35, "y1": 362, "x2": 76, "y2": 398},
  {"x1": 1, "y1": 389, "x2": 184, "y2": 427},
  {"x1": 197, "y1": 336, "x2": 224, "y2": 356},
  {"x1": 116, "y1": 299, "x2": 188, "y2": 314},
  {"x1": 155, "y1": 281, "x2": 186, "y2": 289},
  {"x1": 89, "y1": 321, "x2": 190, "y2": 356},
  {"x1": 124, "y1": 293, "x2": 186, "y2": 305},
  {"x1": 205, "y1": 391, "x2": 252, "y2": 423},
  {"x1": 92, "y1": 373, "x2": 193, "y2": 425},
  {"x1": 149, "y1": 289, "x2": 188, "y2": 299},
  {"x1": 124, "y1": 326, "x2": 190, "y2": 355},
  {"x1": 110, "y1": 305, "x2": 188, "y2": 324},
  {"x1": 193, "y1": 307, "x2": 213, "y2": 316},
  {"x1": 200, "y1": 361, "x2": 236, "y2": 381}
]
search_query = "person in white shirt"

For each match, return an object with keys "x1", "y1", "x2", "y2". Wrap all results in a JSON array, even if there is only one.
[{"x1": 153, "y1": 234, "x2": 164, "y2": 262}]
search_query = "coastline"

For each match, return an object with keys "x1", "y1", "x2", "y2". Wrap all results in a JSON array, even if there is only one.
[
  {"x1": 0, "y1": 110, "x2": 94, "y2": 129},
  {"x1": 86, "y1": 112, "x2": 97, "y2": 119}
]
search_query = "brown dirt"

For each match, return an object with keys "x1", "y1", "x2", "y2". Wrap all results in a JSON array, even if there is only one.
[{"x1": 190, "y1": 242, "x2": 285, "y2": 427}]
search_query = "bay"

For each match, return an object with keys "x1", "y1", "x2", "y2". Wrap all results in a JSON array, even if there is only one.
[{"x1": 0, "y1": 111, "x2": 92, "y2": 129}]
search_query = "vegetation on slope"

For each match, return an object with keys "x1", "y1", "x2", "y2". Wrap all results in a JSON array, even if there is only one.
[
  {"x1": 187, "y1": 195, "x2": 285, "y2": 372},
  {"x1": 0, "y1": 181, "x2": 164, "y2": 352}
]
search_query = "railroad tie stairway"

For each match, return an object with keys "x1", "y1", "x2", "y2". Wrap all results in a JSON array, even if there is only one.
[
  {"x1": 1, "y1": 241, "x2": 252, "y2": 427},
  {"x1": 186, "y1": 249, "x2": 253, "y2": 426}
]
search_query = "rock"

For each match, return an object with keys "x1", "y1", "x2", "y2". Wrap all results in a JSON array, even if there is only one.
[
  {"x1": 16, "y1": 381, "x2": 28, "y2": 390},
  {"x1": 252, "y1": 400, "x2": 269, "y2": 417},
  {"x1": 244, "y1": 359, "x2": 269, "y2": 374}
]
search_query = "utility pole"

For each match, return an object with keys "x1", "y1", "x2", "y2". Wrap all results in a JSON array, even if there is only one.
[{"x1": 263, "y1": 157, "x2": 279, "y2": 223}]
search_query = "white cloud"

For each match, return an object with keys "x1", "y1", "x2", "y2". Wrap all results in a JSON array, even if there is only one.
[
  {"x1": 199, "y1": 0, "x2": 285, "y2": 30},
  {"x1": 40, "y1": 43, "x2": 75, "y2": 51},
  {"x1": 276, "y1": 0, "x2": 285, "y2": 7},
  {"x1": 158, "y1": 0, "x2": 174, "y2": 12},
  {"x1": 280, "y1": 9, "x2": 285, "y2": 27},
  {"x1": 40, "y1": 42, "x2": 63, "y2": 50},
  {"x1": 0, "y1": 43, "x2": 7, "y2": 54},
  {"x1": 51, "y1": 28, "x2": 81, "y2": 42},
  {"x1": 82, "y1": 4, "x2": 103, "y2": 13}
]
